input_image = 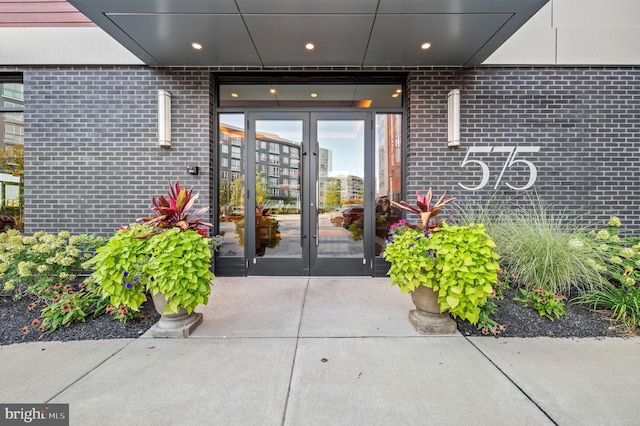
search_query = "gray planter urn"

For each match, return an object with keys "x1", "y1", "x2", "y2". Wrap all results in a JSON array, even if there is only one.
[
  {"x1": 408, "y1": 285, "x2": 457, "y2": 335},
  {"x1": 149, "y1": 292, "x2": 203, "y2": 338}
]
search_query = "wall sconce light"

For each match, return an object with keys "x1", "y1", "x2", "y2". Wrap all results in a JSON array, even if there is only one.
[
  {"x1": 447, "y1": 89, "x2": 460, "y2": 148},
  {"x1": 158, "y1": 89, "x2": 172, "y2": 148}
]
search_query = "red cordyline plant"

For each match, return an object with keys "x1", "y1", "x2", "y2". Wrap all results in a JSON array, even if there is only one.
[
  {"x1": 138, "y1": 181, "x2": 212, "y2": 232},
  {"x1": 390, "y1": 187, "x2": 456, "y2": 230}
]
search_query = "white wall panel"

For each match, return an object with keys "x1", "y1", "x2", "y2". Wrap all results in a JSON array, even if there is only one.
[
  {"x1": 484, "y1": 0, "x2": 640, "y2": 65},
  {"x1": 554, "y1": 0, "x2": 639, "y2": 27},
  {"x1": 484, "y1": 27, "x2": 556, "y2": 65},
  {"x1": 0, "y1": 27, "x2": 143, "y2": 65},
  {"x1": 557, "y1": 28, "x2": 640, "y2": 64},
  {"x1": 523, "y1": 1, "x2": 553, "y2": 27}
]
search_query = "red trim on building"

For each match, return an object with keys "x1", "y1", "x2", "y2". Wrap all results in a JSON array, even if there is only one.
[{"x1": 0, "y1": 0, "x2": 94, "y2": 27}]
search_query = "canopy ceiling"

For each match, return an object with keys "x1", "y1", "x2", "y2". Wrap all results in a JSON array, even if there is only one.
[{"x1": 68, "y1": 0, "x2": 549, "y2": 67}]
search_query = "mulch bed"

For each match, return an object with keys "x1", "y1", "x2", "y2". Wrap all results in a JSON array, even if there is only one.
[
  {"x1": 455, "y1": 287, "x2": 627, "y2": 338},
  {"x1": 0, "y1": 294, "x2": 159, "y2": 346}
]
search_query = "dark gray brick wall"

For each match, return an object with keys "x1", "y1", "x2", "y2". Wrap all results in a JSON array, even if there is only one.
[
  {"x1": 19, "y1": 66, "x2": 212, "y2": 235},
  {"x1": 406, "y1": 67, "x2": 640, "y2": 234},
  {"x1": 1, "y1": 65, "x2": 638, "y2": 236}
]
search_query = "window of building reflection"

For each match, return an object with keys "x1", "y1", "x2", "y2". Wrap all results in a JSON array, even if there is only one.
[
  {"x1": 374, "y1": 113, "x2": 403, "y2": 256},
  {"x1": 253, "y1": 120, "x2": 302, "y2": 258},
  {"x1": 218, "y1": 114, "x2": 245, "y2": 257},
  {"x1": 1, "y1": 79, "x2": 24, "y2": 232},
  {"x1": 316, "y1": 120, "x2": 365, "y2": 258}
]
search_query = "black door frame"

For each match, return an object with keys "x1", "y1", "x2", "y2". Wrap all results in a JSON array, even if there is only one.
[
  {"x1": 246, "y1": 111, "x2": 374, "y2": 276},
  {"x1": 212, "y1": 72, "x2": 407, "y2": 278}
]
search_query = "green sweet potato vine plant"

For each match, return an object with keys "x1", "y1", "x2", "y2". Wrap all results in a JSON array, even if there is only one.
[
  {"x1": 86, "y1": 182, "x2": 218, "y2": 315},
  {"x1": 144, "y1": 227, "x2": 214, "y2": 313},
  {"x1": 384, "y1": 220, "x2": 500, "y2": 324},
  {"x1": 383, "y1": 188, "x2": 501, "y2": 325}
]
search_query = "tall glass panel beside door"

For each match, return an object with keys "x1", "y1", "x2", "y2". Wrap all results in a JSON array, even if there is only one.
[
  {"x1": 374, "y1": 113, "x2": 403, "y2": 276},
  {"x1": 216, "y1": 114, "x2": 246, "y2": 276}
]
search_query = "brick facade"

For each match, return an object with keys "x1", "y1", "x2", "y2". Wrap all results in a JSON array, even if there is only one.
[
  {"x1": 407, "y1": 67, "x2": 640, "y2": 234},
  {"x1": 21, "y1": 66, "x2": 213, "y2": 235},
  {"x1": 1, "y1": 65, "x2": 638, "y2": 236}
]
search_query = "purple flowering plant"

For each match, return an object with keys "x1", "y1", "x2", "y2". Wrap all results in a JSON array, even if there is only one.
[{"x1": 121, "y1": 270, "x2": 141, "y2": 291}]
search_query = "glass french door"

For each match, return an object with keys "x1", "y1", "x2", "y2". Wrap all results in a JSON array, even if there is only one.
[{"x1": 244, "y1": 112, "x2": 372, "y2": 275}]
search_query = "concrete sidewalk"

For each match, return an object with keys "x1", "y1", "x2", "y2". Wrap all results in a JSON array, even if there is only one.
[{"x1": 1, "y1": 277, "x2": 639, "y2": 425}]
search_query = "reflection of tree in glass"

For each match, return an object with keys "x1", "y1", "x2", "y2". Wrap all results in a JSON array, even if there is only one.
[
  {"x1": 219, "y1": 182, "x2": 231, "y2": 209},
  {"x1": 0, "y1": 145, "x2": 23, "y2": 174},
  {"x1": 323, "y1": 180, "x2": 341, "y2": 208},
  {"x1": 0, "y1": 145, "x2": 24, "y2": 230},
  {"x1": 282, "y1": 192, "x2": 293, "y2": 206},
  {"x1": 230, "y1": 177, "x2": 244, "y2": 209},
  {"x1": 255, "y1": 171, "x2": 270, "y2": 208}
]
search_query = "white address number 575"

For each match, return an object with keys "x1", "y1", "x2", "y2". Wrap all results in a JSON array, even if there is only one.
[{"x1": 458, "y1": 146, "x2": 540, "y2": 191}]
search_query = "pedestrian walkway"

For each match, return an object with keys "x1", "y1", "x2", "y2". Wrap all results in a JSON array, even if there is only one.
[{"x1": 1, "y1": 277, "x2": 638, "y2": 425}]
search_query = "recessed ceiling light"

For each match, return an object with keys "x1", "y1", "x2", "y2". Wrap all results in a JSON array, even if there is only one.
[
  {"x1": 305, "y1": 42, "x2": 315, "y2": 50},
  {"x1": 392, "y1": 93, "x2": 400, "y2": 98},
  {"x1": 191, "y1": 42, "x2": 203, "y2": 50},
  {"x1": 310, "y1": 92, "x2": 318, "y2": 98},
  {"x1": 420, "y1": 42, "x2": 432, "y2": 50},
  {"x1": 269, "y1": 88, "x2": 276, "y2": 94},
  {"x1": 396, "y1": 89, "x2": 402, "y2": 93},
  {"x1": 231, "y1": 92, "x2": 238, "y2": 98}
]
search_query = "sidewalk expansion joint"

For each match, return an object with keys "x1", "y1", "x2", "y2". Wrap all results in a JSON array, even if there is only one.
[
  {"x1": 463, "y1": 336, "x2": 559, "y2": 426},
  {"x1": 280, "y1": 278, "x2": 311, "y2": 426},
  {"x1": 45, "y1": 339, "x2": 137, "y2": 404}
]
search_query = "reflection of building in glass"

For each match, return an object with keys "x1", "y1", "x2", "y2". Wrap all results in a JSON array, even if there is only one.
[
  {"x1": 317, "y1": 147, "x2": 363, "y2": 207},
  {"x1": 318, "y1": 148, "x2": 331, "y2": 178},
  {"x1": 1, "y1": 82, "x2": 24, "y2": 209},
  {"x1": 375, "y1": 114, "x2": 402, "y2": 203},
  {"x1": 318, "y1": 147, "x2": 332, "y2": 207},
  {"x1": 219, "y1": 123, "x2": 301, "y2": 207},
  {"x1": 1, "y1": 82, "x2": 24, "y2": 151},
  {"x1": 329, "y1": 175, "x2": 364, "y2": 203}
]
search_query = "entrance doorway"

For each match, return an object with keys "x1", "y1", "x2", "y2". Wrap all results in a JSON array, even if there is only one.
[
  {"x1": 219, "y1": 112, "x2": 373, "y2": 275},
  {"x1": 215, "y1": 81, "x2": 404, "y2": 277}
]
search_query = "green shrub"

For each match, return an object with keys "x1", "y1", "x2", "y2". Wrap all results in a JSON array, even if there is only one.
[
  {"x1": 586, "y1": 217, "x2": 640, "y2": 288},
  {"x1": 39, "y1": 284, "x2": 101, "y2": 332},
  {"x1": 0, "y1": 230, "x2": 109, "y2": 333},
  {"x1": 574, "y1": 283, "x2": 640, "y2": 331},
  {"x1": 491, "y1": 202, "x2": 606, "y2": 294},
  {"x1": 0, "y1": 230, "x2": 104, "y2": 296},
  {"x1": 573, "y1": 217, "x2": 640, "y2": 331},
  {"x1": 514, "y1": 287, "x2": 567, "y2": 321}
]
